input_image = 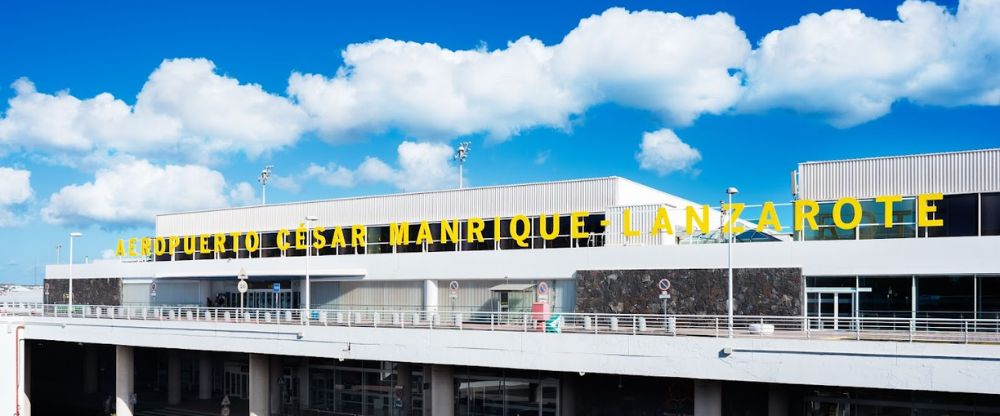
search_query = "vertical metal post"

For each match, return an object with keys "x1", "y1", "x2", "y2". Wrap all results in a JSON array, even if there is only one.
[{"x1": 727, "y1": 192, "x2": 735, "y2": 338}]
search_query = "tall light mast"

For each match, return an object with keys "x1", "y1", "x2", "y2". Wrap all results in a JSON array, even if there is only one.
[
  {"x1": 258, "y1": 165, "x2": 273, "y2": 205},
  {"x1": 453, "y1": 142, "x2": 471, "y2": 189}
]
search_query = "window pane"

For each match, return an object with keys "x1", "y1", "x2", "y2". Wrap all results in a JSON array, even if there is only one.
[
  {"x1": 926, "y1": 194, "x2": 978, "y2": 237},
  {"x1": 917, "y1": 276, "x2": 974, "y2": 319},
  {"x1": 979, "y1": 276, "x2": 1000, "y2": 320},
  {"x1": 982, "y1": 192, "x2": 1000, "y2": 236},
  {"x1": 859, "y1": 277, "x2": 912, "y2": 318}
]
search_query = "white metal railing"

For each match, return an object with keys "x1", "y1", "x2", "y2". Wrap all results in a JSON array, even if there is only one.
[{"x1": 3, "y1": 303, "x2": 1000, "y2": 345}]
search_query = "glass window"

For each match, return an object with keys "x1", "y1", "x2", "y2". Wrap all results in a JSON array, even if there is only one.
[
  {"x1": 925, "y1": 193, "x2": 979, "y2": 237},
  {"x1": 982, "y1": 192, "x2": 1000, "y2": 236},
  {"x1": 366, "y1": 226, "x2": 391, "y2": 254},
  {"x1": 979, "y1": 276, "x2": 1000, "y2": 320},
  {"x1": 803, "y1": 202, "x2": 855, "y2": 240},
  {"x1": 858, "y1": 198, "x2": 916, "y2": 239},
  {"x1": 858, "y1": 277, "x2": 912, "y2": 318},
  {"x1": 917, "y1": 276, "x2": 974, "y2": 319}
]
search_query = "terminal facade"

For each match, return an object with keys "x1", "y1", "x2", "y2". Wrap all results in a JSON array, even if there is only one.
[{"x1": 2, "y1": 148, "x2": 999, "y2": 415}]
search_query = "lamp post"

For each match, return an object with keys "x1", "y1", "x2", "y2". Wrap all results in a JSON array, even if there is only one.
[
  {"x1": 726, "y1": 187, "x2": 738, "y2": 338},
  {"x1": 304, "y1": 216, "x2": 318, "y2": 313},
  {"x1": 68, "y1": 232, "x2": 82, "y2": 309},
  {"x1": 453, "y1": 142, "x2": 470, "y2": 189}
]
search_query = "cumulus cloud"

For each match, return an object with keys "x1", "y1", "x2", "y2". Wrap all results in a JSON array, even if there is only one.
[
  {"x1": 41, "y1": 159, "x2": 253, "y2": 227},
  {"x1": 636, "y1": 129, "x2": 701, "y2": 175},
  {"x1": 303, "y1": 163, "x2": 356, "y2": 188},
  {"x1": 288, "y1": 8, "x2": 749, "y2": 141},
  {"x1": 357, "y1": 141, "x2": 458, "y2": 191},
  {"x1": 0, "y1": 58, "x2": 307, "y2": 164},
  {"x1": 0, "y1": 166, "x2": 32, "y2": 226},
  {"x1": 741, "y1": 0, "x2": 1000, "y2": 126}
]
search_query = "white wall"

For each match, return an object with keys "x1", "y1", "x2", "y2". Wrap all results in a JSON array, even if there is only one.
[
  {"x1": 47, "y1": 236, "x2": 1000, "y2": 282},
  {"x1": 14, "y1": 315, "x2": 1000, "y2": 396}
]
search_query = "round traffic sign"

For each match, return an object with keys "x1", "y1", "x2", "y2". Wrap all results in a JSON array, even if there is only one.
[
  {"x1": 237, "y1": 280, "x2": 248, "y2": 294},
  {"x1": 449, "y1": 280, "x2": 459, "y2": 291},
  {"x1": 221, "y1": 407, "x2": 230, "y2": 416},
  {"x1": 657, "y1": 278, "x2": 671, "y2": 291},
  {"x1": 537, "y1": 281, "x2": 549, "y2": 295}
]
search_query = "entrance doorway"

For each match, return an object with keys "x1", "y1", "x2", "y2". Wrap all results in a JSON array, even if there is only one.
[{"x1": 807, "y1": 287, "x2": 870, "y2": 330}]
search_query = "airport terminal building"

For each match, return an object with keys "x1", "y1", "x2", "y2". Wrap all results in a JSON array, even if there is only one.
[{"x1": 2, "y1": 148, "x2": 1000, "y2": 416}]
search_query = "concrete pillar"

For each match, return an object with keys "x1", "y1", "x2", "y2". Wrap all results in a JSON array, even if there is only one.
[
  {"x1": 768, "y1": 384, "x2": 789, "y2": 416},
  {"x1": 269, "y1": 356, "x2": 283, "y2": 413},
  {"x1": 397, "y1": 363, "x2": 412, "y2": 415},
  {"x1": 422, "y1": 364, "x2": 433, "y2": 416},
  {"x1": 83, "y1": 344, "x2": 98, "y2": 394},
  {"x1": 167, "y1": 350, "x2": 182, "y2": 405},
  {"x1": 198, "y1": 351, "x2": 212, "y2": 400},
  {"x1": 115, "y1": 346, "x2": 135, "y2": 416},
  {"x1": 423, "y1": 280, "x2": 439, "y2": 313},
  {"x1": 249, "y1": 354, "x2": 270, "y2": 416},
  {"x1": 559, "y1": 373, "x2": 577, "y2": 416},
  {"x1": 694, "y1": 380, "x2": 722, "y2": 416},
  {"x1": 298, "y1": 358, "x2": 310, "y2": 410},
  {"x1": 430, "y1": 365, "x2": 454, "y2": 416},
  {"x1": 18, "y1": 339, "x2": 30, "y2": 416}
]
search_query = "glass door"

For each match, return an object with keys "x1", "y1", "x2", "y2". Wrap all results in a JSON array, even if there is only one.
[{"x1": 808, "y1": 290, "x2": 856, "y2": 330}]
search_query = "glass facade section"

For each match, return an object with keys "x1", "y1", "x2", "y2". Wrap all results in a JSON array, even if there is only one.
[
  {"x1": 858, "y1": 277, "x2": 912, "y2": 318},
  {"x1": 983, "y1": 192, "x2": 1000, "y2": 236},
  {"x1": 979, "y1": 275, "x2": 1000, "y2": 320},
  {"x1": 925, "y1": 193, "x2": 979, "y2": 237},
  {"x1": 455, "y1": 367, "x2": 558, "y2": 416}
]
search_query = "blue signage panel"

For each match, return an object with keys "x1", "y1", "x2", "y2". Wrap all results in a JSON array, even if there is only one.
[{"x1": 272, "y1": 283, "x2": 281, "y2": 293}]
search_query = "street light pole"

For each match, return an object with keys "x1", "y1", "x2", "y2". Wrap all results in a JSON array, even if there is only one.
[
  {"x1": 69, "y1": 232, "x2": 82, "y2": 309},
  {"x1": 304, "y1": 216, "x2": 318, "y2": 314},
  {"x1": 726, "y1": 187, "x2": 738, "y2": 338}
]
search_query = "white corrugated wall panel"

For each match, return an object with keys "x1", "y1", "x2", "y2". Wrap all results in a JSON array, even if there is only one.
[
  {"x1": 157, "y1": 177, "x2": 621, "y2": 236},
  {"x1": 122, "y1": 283, "x2": 150, "y2": 305},
  {"x1": 335, "y1": 280, "x2": 423, "y2": 309},
  {"x1": 799, "y1": 149, "x2": 1000, "y2": 200}
]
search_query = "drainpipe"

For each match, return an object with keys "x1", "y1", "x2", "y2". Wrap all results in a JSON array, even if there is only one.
[{"x1": 13, "y1": 324, "x2": 25, "y2": 416}]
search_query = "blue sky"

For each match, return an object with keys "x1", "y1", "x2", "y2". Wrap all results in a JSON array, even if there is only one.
[{"x1": 0, "y1": 0, "x2": 998, "y2": 284}]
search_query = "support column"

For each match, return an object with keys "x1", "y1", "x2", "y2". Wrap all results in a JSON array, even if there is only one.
[
  {"x1": 198, "y1": 352, "x2": 212, "y2": 400},
  {"x1": 430, "y1": 365, "x2": 454, "y2": 416},
  {"x1": 768, "y1": 384, "x2": 789, "y2": 416},
  {"x1": 397, "y1": 363, "x2": 412, "y2": 416},
  {"x1": 694, "y1": 380, "x2": 722, "y2": 416},
  {"x1": 298, "y1": 358, "x2": 310, "y2": 410},
  {"x1": 423, "y1": 280, "x2": 439, "y2": 313},
  {"x1": 559, "y1": 373, "x2": 577, "y2": 416},
  {"x1": 167, "y1": 350, "x2": 181, "y2": 405},
  {"x1": 115, "y1": 346, "x2": 135, "y2": 416},
  {"x1": 270, "y1": 356, "x2": 283, "y2": 414},
  {"x1": 422, "y1": 364, "x2": 433, "y2": 416},
  {"x1": 249, "y1": 354, "x2": 270, "y2": 416},
  {"x1": 83, "y1": 345, "x2": 98, "y2": 394}
]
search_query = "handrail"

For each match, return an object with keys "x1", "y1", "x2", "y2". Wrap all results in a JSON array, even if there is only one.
[{"x1": 2, "y1": 302, "x2": 999, "y2": 345}]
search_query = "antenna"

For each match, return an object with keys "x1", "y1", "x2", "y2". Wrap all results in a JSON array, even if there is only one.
[
  {"x1": 258, "y1": 165, "x2": 273, "y2": 205},
  {"x1": 453, "y1": 142, "x2": 471, "y2": 189}
]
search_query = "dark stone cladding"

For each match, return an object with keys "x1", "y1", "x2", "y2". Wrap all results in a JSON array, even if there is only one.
[
  {"x1": 575, "y1": 268, "x2": 802, "y2": 316},
  {"x1": 44, "y1": 278, "x2": 122, "y2": 306}
]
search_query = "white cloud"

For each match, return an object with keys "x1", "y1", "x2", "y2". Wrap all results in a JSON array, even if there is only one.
[
  {"x1": 357, "y1": 141, "x2": 458, "y2": 191},
  {"x1": 303, "y1": 163, "x2": 355, "y2": 188},
  {"x1": 41, "y1": 159, "x2": 252, "y2": 227},
  {"x1": 552, "y1": 8, "x2": 749, "y2": 124},
  {"x1": 741, "y1": 0, "x2": 1000, "y2": 126},
  {"x1": 0, "y1": 58, "x2": 307, "y2": 164},
  {"x1": 0, "y1": 166, "x2": 32, "y2": 226},
  {"x1": 288, "y1": 7, "x2": 749, "y2": 141},
  {"x1": 636, "y1": 129, "x2": 701, "y2": 175},
  {"x1": 228, "y1": 182, "x2": 258, "y2": 206}
]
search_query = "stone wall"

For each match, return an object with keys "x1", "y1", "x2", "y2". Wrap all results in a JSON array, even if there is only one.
[
  {"x1": 575, "y1": 268, "x2": 801, "y2": 316},
  {"x1": 44, "y1": 278, "x2": 122, "y2": 305}
]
